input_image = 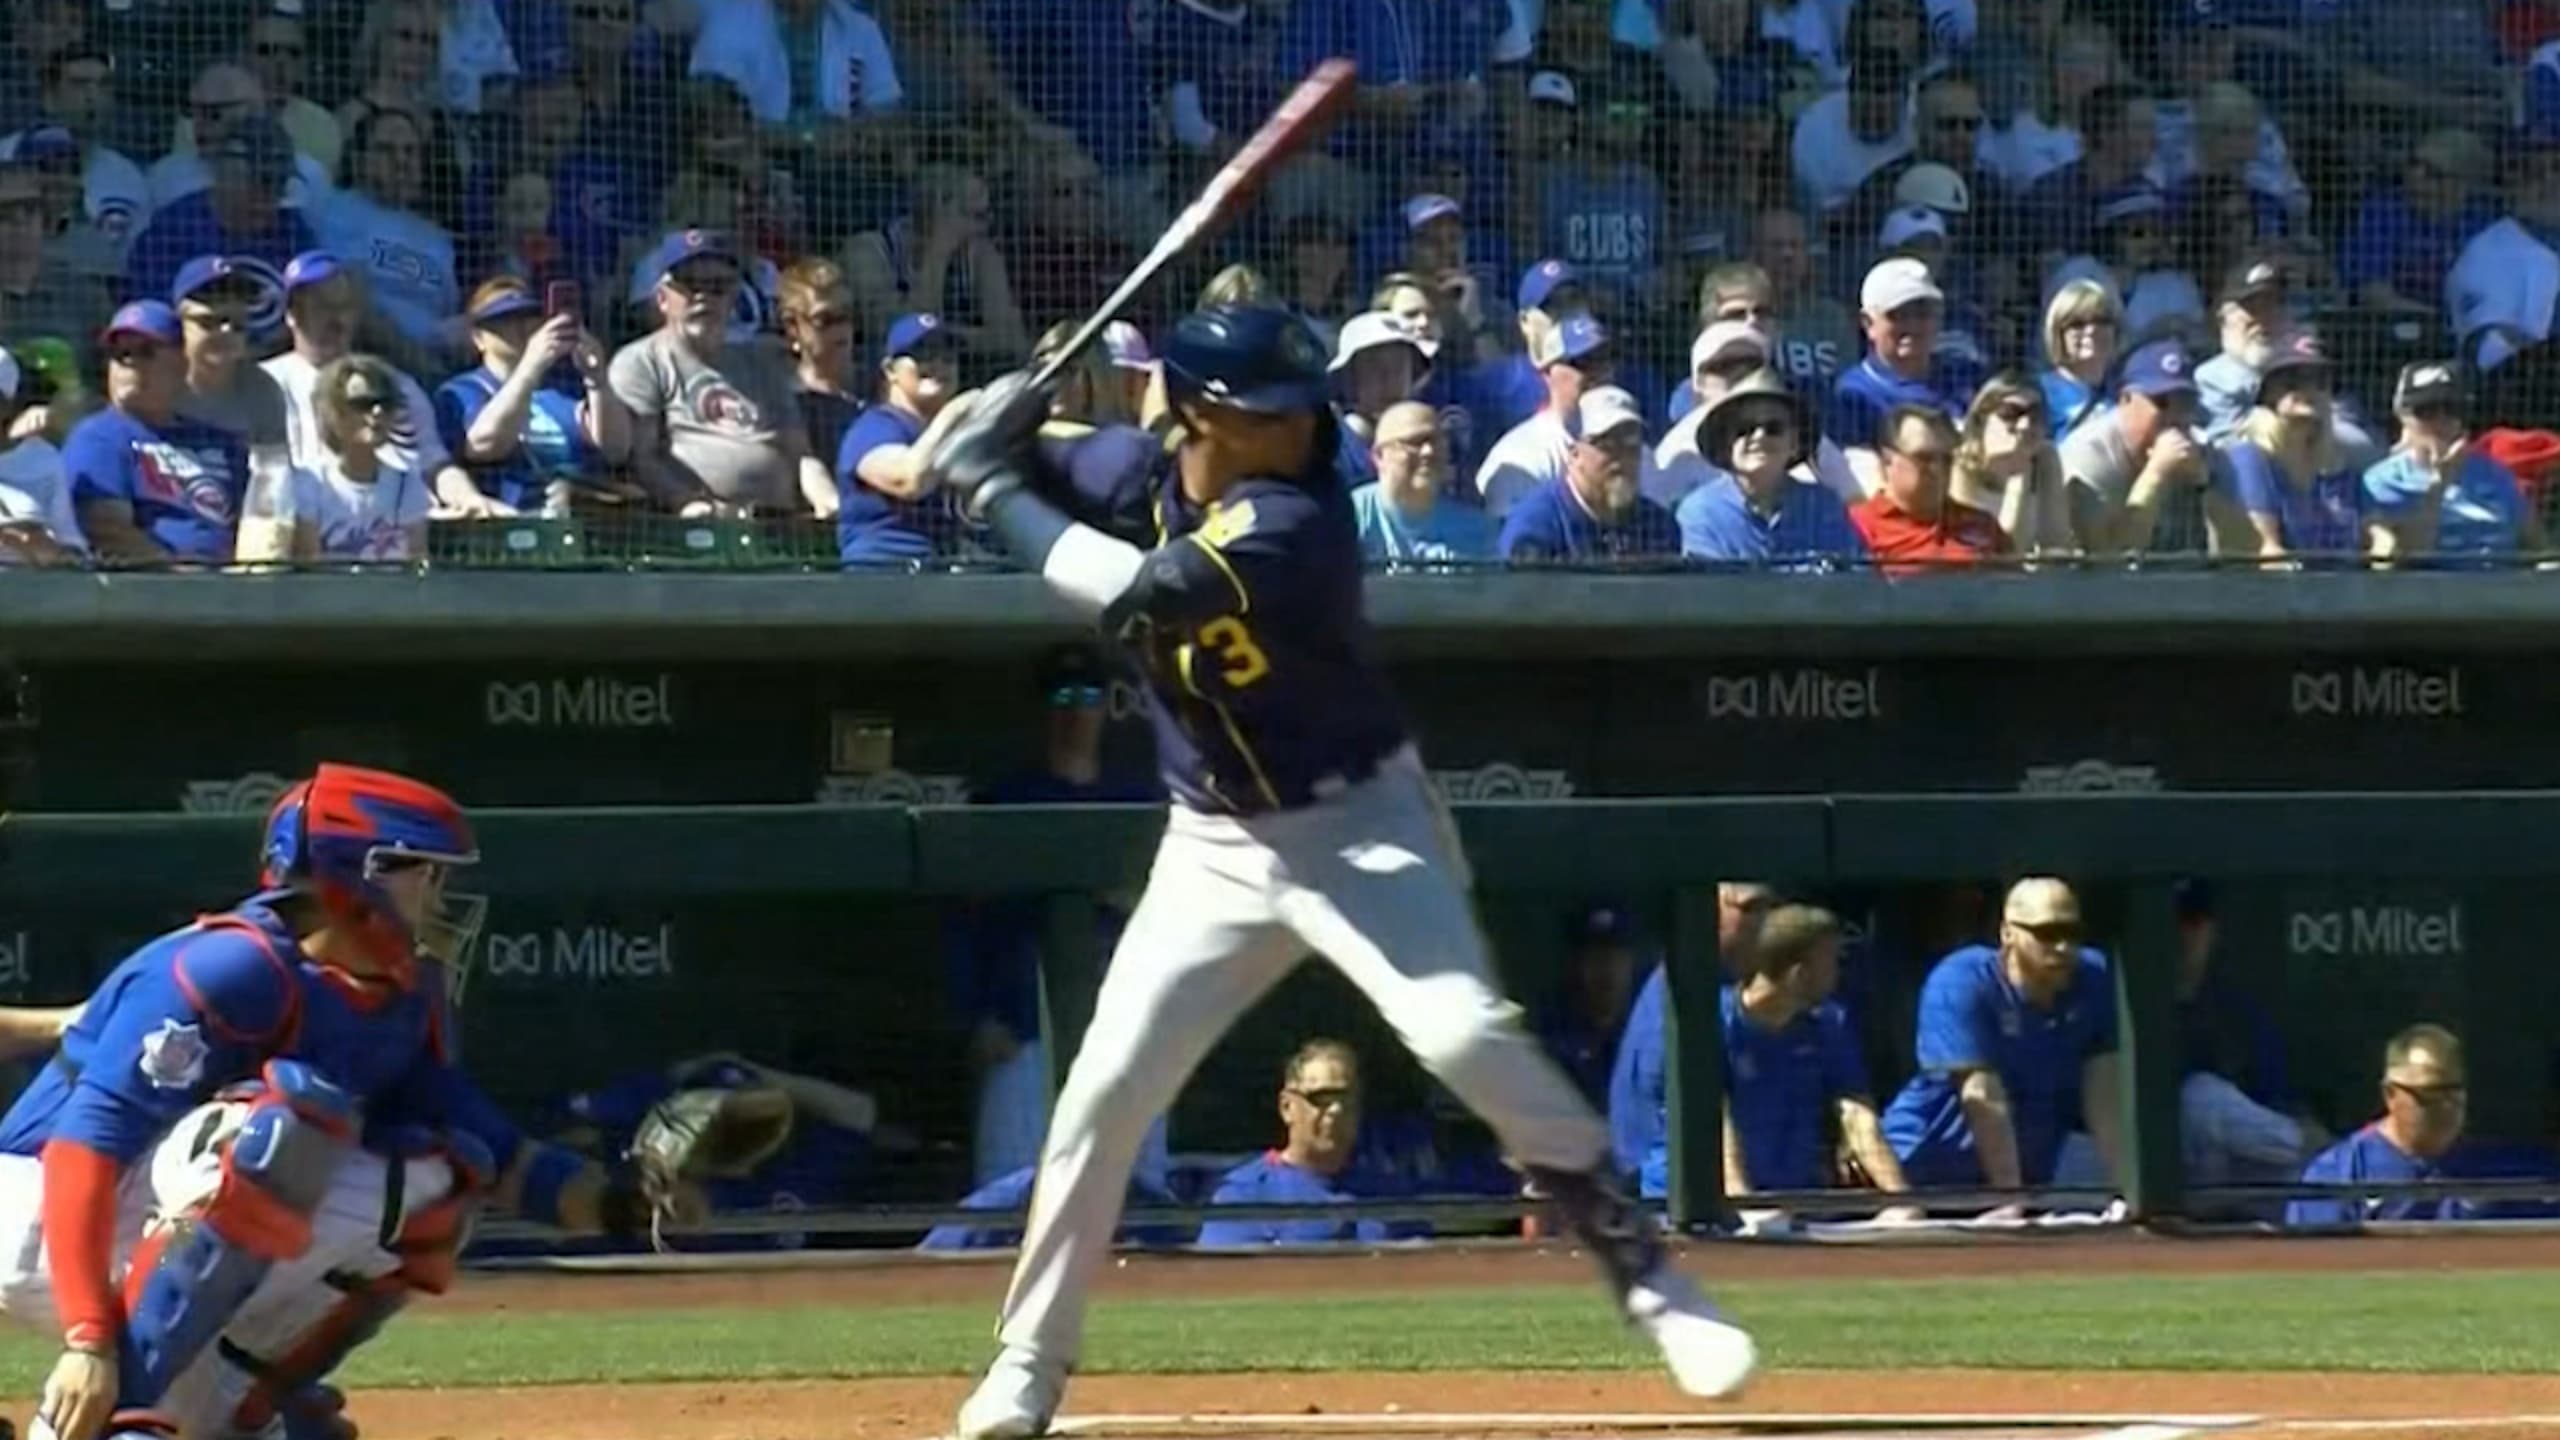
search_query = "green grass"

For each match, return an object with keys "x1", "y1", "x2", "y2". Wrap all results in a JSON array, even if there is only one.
[{"x1": 9, "y1": 1269, "x2": 2557, "y2": 1391}]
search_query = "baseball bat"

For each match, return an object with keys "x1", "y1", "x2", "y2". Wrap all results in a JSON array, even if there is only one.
[{"x1": 1026, "y1": 57, "x2": 1359, "y2": 393}]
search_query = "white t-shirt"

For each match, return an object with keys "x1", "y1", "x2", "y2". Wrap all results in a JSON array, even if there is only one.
[
  {"x1": 279, "y1": 457, "x2": 432, "y2": 561},
  {"x1": 262, "y1": 352, "x2": 451, "y2": 480},
  {"x1": 0, "y1": 439, "x2": 82, "y2": 560},
  {"x1": 689, "y1": 0, "x2": 905, "y2": 124},
  {"x1": 1475, "y1": 411, "x2": 1573, "y2": 519},
  {"x1": 1791, "y1": 88, "x2": 1913, "y2": 214},
  {"x1": 2448, "y1": 218, "x2": 2559, "y2": 372}
]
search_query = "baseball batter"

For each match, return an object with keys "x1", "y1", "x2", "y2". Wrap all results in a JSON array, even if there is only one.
[
  {"x1": 0, "y1": 763, "x2": 671, "y2": 1440},
  {"x1": 931, "y1": 303, "x2": 1757, "y2": 1440}
]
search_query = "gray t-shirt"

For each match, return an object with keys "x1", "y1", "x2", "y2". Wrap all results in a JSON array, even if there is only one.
[
  {"x1": 608, "y1": 330, "x2": 806, "y2": 510},
  {"x1": 2061, "y1": 413, "x2": 2224, "y2": 555}
]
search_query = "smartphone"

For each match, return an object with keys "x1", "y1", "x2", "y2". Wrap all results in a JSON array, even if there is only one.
[{"x1": 544, "y1": 280, "x2": 581, "y2": 323}]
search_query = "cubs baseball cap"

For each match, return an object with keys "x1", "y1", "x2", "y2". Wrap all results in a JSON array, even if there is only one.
[
  {"x1": 1534, "y1": 310, "x2": 1609, "y2": 368},
  {"x1": 2255, "y1": 331, "x2": 2331, "y2": 399},
  {"x1": 170, "y1": 254, "x2": 251, "y2": 304},
  {"x1": 2094, "y1": 182, "x2": 2168, "y2": 228},
  {"x1": 652, "y1": 228, "x2": 741, "y2": 277},
  {"x1": 2119, "y1": 339, "x2": 2197, "y2": 398},
  {"x1": 1894, "y1": 163, "x2": 1972, "y2": 216},
  {"x1": 1101, "y1": 320, "x2": 1153, "y2": 371},
  {"x1": 1878, "y1": 205, "x2": 1949, "y2": 251},
  {"x1": 883, "y1": 312, "x2": 952, "y2": 360},
  {"x1": 1860, "y1": 256, "x2": 1943, "y2": 315},
  {"x1": 2220, "y1": 256, "x2": 2287, "y2": 307},
  {"x1": 4, "y1": 124, "x2": 79, "y2": 169},
  {"x1": 1572, "y1": 385, "x2": 1644, "y2": 442},
  {"x1": 103, "y1": 299, "x2": 182, "y2": 347},
  {"x1": 1518, "y1": 258, "x2": 1580, "y2": 314},
  {"x1": 1403, "y1": 193, "x2": 1462, "y2": 231},
  {"x1": 2394, "y1": 359, "x2": 2469, "y2": 413},
  {"x1": 1528, "y1": 70, "x2": 1578, "y2": 108},
  {"x1": 1329, "y1": 310, "x2": 1438, "y2": 373},
  {"x1": 1690, "y1": 319, "x2": 1769, "y2": 373},
  {"x1": 281, "y1": 249, "x2": 344, "y2": 291}
]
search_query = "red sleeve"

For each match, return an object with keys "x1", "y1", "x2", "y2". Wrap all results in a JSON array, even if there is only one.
[{"x1": 41, "y1": 1138, "x2": 122, "y2": 1350}]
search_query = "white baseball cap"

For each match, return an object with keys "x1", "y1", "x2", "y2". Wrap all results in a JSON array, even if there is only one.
[
  {"x1": 1330, "y1": 310, "x2": 1439, "y2": 373},
  {"x1": 1893, "y1": 163, "x2": 1973, "y2": 215},
  {"x1": 1860, "y1": 256, "x2": 1944, "y2": 316},
  {"x1": 1403, "y1": 193, "x2": 1462, "y2": 231},
  {"x1": 1101, "y1": 321, "x2": 1153, "y2": 371},
  {"x1": 1573, "y1": 385, "x2": 1644, "y2": 441},
  {"x1": 1878, "y1": 205, "x2": 1950, "y2": 251},
  {"x1": 1690, "y1": 319, "x2": 1769, "y2": 373},
  {"x1": 1529, "y1": 70, "x2": 1578, "y2": 108}
]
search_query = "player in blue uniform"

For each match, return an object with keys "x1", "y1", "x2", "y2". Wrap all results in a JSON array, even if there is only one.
[
  {"x1": 0, "y1": 764, "x2": 670, "y2": 1440},
  {"x1": 927, "y1": 303, "x2": 1756, "y2": 1440},
  {"x1": 2286, "y1": 1024, "x2": 2474, "y2": 1229}
]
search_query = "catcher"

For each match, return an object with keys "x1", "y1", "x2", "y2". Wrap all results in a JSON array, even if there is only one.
[{"x1": 0, "y1": 763, "x2": 784, "y2": 1440}]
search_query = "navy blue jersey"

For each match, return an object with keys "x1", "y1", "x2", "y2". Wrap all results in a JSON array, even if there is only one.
[
  {"x1": 0, "y1": 895, "x2": 522, "y2": 1168},
  {"x1": 1039, "y1": 437, "x2": 1410, "y2": 816}
]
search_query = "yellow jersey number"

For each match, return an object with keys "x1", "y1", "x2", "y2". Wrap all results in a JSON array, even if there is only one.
[{"x1": 1192, "y1": 616, "x2": 1270, "y2": 688}]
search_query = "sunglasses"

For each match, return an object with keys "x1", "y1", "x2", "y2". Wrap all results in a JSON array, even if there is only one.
[
  {"x1": 1047, "y1": 683, "x2": 1103, "y2": 709},
  {"x1": 1993, "y1": 403, "x2": 2046, "y2": 427},
  {"x1": 2011, "y1": 919, "x2": 2082, "y2": 945},
  {"x1": 344, "y1": 391, "x2": 402, "y2": 415},
  {"x1": 1932, "y1": 114, "x2": 1984, "y2": 131},
  {"x1": 1288, "y1": 1086, "x2": 1356, "y2": 1110},
  {"x1": 797, "y1": 307, "x2": 855, "y2": 330},
  {"x1": 2388, "y1": 1080, "x2": 2467, "y2": 1104},
  {"x1": 667, "y1": 269, "x2": 740, "y2": 297},
  {"x1": 181, "y1": 306, "x2": 247, "y2": 331},
  {"x1": 1735, "y1": 413, "x2": 1796, "y2": 438}
]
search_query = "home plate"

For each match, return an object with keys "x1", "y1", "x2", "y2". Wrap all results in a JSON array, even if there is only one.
[{"x1": 917, "y1": 1411, "x2": 2261, "y2": 1440}]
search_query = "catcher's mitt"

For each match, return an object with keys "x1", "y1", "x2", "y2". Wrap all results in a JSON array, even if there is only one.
[{"x1": 623, "y1": 1084, "x2": 795, "y2": 1247}]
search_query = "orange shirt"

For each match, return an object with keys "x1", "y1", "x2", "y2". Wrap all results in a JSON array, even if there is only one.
[{"x1": 1849, "y1": 493, "x2": 2010, "y2": 572}]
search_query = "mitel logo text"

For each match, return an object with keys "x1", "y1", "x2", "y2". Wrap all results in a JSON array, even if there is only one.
[
  {"x1": 481, "y1": 924, "x2": 676, "y2": 982},
  {"x1": 2288, "y1": 905, "x2": 2465, "y2": 958},
  {"x1": 2289, "y1": 665, "x2": 2464, "y2": 719},
  {"x1": 484, "y1": 675, "x2": 676, "y2": 729},
  {"x1": 0, "y1": 931, "x2": 29, "y2": 987},
  {"x1": 1698, "y1": 667, "x2": 1884, "y2": 722}
]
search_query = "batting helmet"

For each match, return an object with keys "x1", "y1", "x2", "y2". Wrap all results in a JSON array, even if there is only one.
[
  {"x1": 262, "y1": 764, "x2": 480, "y2": 986},
  {"x1": 1159, "y1": 304, "x2": 1330, "y2": 414}
]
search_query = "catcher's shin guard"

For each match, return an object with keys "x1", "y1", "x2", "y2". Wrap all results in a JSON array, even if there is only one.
[{"x1": 119, "y1": 1064, "x2": 356, "y2": 1418}]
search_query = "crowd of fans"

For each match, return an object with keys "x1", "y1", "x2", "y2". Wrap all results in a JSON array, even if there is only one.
[{"x1": 2, "y1": 0, "x2": 2560, "y2": 570}]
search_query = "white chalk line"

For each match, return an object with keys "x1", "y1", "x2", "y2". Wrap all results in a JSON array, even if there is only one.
[
  {"x1": 901, "y1": 1411, "x2": 2258, "y2": 1440},
  {"x1": 2258, "y1": 1418, "x2": 2560, "y2": 1433}
]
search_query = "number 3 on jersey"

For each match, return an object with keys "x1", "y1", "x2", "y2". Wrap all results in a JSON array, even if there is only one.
[{"x1": 1192, "y1": 616, "x2": 1269, "y2": 688}]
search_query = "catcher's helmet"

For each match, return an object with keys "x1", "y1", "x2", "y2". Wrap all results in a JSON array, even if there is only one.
[
  {"x1": 261, "y1": 763, "x2": 480, "y2": 987},
  {"x1": 1160, "y1": 303, "x2": 1330, "y2": 415}
]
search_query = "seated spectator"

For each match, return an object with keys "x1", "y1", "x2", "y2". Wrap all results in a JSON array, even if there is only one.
[
  {"x1": 1008, "y1": 147, "x2": 1142, "y2": 344},
  {"x1": 264, "y1": 252, "x2": 490, "y2": 522},
  {"x1": 1500, "y1": 385, "x2": 1679, "y2": 564},
  {"x1": 1331, "y1": 311, "x2": 1435, "y2": 489},
  {"x1": 8, "y1": 124, "x2": 121, "y2": 292},
  {"x1": 149, "y1": 63, "x2": 330, "y2": 212},
  {"x1": 1466, "y1": 258, "x2": 1588, "y2": 451},
  {"x1": 834, "y1": 314, "x2": 963, "y2": 565},
  {"x1": 0, "y1": 159, "x2": 110, "y2": 382},
  {"x1": 1656, "y1": 320, "x2": 1783, "y2": 506},
  {"x1": 2344, "y1": 129, "x2": 2497, "y2": 316},
  {"x1": 0, "y1": 350, "x2": 79, "y2": 566},
  {"x1": 2196, "y1": 258, "x2": 2292, "y2": 441},
  {"x1": 333, "y1": 3, "x2": 472, "y2": 226},
  {"x1": 2251, "y1": 0, "x2": 2506, "y2": 139},
  {"x1": 2170, "y1": 879, "x2": 2320, "y2": 1201},
  {"x1": 778, "y1": 258, "x2": 864, "y2": 471},
  {"x1": 2448, "y1": 129, "x2": 2560, "y2": 374},
  {"x1": 2036, "y1": 278, "x2": 2121, "y2": 437},
  {"x1": 170, "y1": 256, "x2": 291, "y2": 505},
  {"x1": 1679, "y1": 369, "x2": 1863, "y2": 566},
  {"x1": 1953, "y1": 372, "x2": 2075, "y2": 558},
  {"x1": 5, "y1": 47, "x2": 147, "y2": 251},
  {"x1": 1198, "y1": 1040, "x2": 1429, "y2": 1248},
  {"x1": 2049, "y1": 184, "x2": 2204, "y2": 346},
  {"x1": 1530, "y1": 79, "x2": 1667, "y2": 315},
  {"x1": 1833, "y1": 72, "x2": 1991, "y2": 287},
  {"x1": 691, "y1": 0, "x2": 905, "y2": 132},
  {"x1": 1537, "y1": 904, "x2": 1643, "y2": 1109},
  {"x1": 629, "y1": 216, "x2": 786, "y2": 351},
  {"x1": 1978, "y1": 18, "x2": 2123, "y2": 194},
  {"x1": 609, "y1": 230, "x2": 817, "y2": 518},
  {"x1": 67, "y1": 302, "x2": 249, "y2": 567},
  {"x1": 1476, "y1": 308, "x2": 1611, "y2": 519},
  {"x1": 436, "y1": 278, "x2": 633, "y2": 517},
  {"x1": 2218, "y1": 334, "x2": 2364, "y2": 561},
  {"x1": 221, "y1": 5, "x2": 342, "y2": 181},
  {"x1": 1660, "y1": 25, "x2": 1790, "y2": 269},
  {"x1": 307, "y1": 107, "x2": 463, "y2": 378},
  {"x1": 2287, "y1": 1024, "x2": 2476, "y2": 1228},
  {"x1": 2023, "y1": 83, "x2": 2156, "y2": 266},
  {"x1": 842, "y1": 165, "x2": 1028, "y2": 376},
  {"x1": 1850, "y1": 403, "x2": 2008, "y2": 570},
  {"x1": 124, "y1": 117, "x2": 319, "y2": 340},
  {"x1": 1384, "y1": 199, "x2": 1497, "y2": 363},
  {"x1": 1352, "y1": 401, "x2": 1491, "y2": 565},
  {"x1": 1155, "y1": 0, "x2": 1277, "y2": 171},
  {"x1": 1279, "y1": 213, "x2": 1358, "y2": 349},
  {"x1": 1830, "y1": 258, "x2": 1975, "y2": 486},
  {"x1": 1791, "y1": 43, "x2": 1915, "y2": 218},
  {"x1": 2364, "y1": 360, "x2": 2539, "y2": 564},
  {"x1": 2147, "y1": 13, "x2": 2307, "y2": 218},
  {"x1": 1882, "y1": 877, "x2": 2124, "y2": 1212},
  {"x1": 1742, "y1": 222, "x2": 1861, "y2": 395},
  {"x1": 2162, "y1": 86, "x2": 2297, "y2": 246},
  {"x1": 238, "y1": 355, "x2": 431, "y2": 565},
  {"x1": 2061, "y1": 340, "x2": 2219, "y2": 557}
]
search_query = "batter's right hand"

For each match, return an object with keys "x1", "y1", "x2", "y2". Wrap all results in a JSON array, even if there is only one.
[{"x1": 38, "y1": 1344, "x2": 115, "y2": 1440}]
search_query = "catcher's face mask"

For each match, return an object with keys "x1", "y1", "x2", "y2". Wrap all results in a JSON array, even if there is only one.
[{"x1": 419, "y1": 887, "x2": 490, "y2": 1007}]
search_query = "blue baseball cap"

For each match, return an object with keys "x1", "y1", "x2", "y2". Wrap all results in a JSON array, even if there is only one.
[
  {"x1": 8, "y1": 124, "x2": 79, "y2": 167},
  {"x1": 468, "y1": 284, "x2": 542, "y2": 325},
  {"x1": 1535, "y1": 310, "x2": 1609, "y2": 368},
  {"x1": 103, "y1": 300, "x2": 182, "y2": 347},
  {"x1": 1518, "y1": 258, "x2": 1580, "y2": 314},
  {"x1": 2093, "y1": 182, "x2": 2167, "y2": 228},
  {"x1": 2120, "y1": 339, "x2": 2197, "y2": 399},
  {"x1": 171, "y1": 254, "x2": 252, "y2": 305},
  {"x1": 650, "y1": 228, "x2": 740, "y2": 278},
  {"x1": 883, "y1": 312, "x2": 952, "y2": 360},
  {"x1": 282, "y1": 250, "x2": 345, "y2": 292}
]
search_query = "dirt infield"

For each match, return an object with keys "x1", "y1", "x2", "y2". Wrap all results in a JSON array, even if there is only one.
[{"x1": 364, "y1": 1232, "x2": 2560, "y2": 1440}]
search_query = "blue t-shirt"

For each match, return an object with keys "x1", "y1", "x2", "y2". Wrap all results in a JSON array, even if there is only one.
[
  {"x1": 123, "y1": 194, "x2": 315, "y2": 340},
  {"x1": 1539, "y1": 165, "x2": 1665, "y2": 306},
  {"x1": 1825, "y1": 355, "x2": 1971, "y2": 454},
  {"x1": 307, "y1": 187, "x2": 459, "y2": 353},
  {"x1": 2285, "y1": 1126, "x2": 2475, "y2": 1228},
  {"x1": 1351, "y1": 482, "x2": 1494, "y2": 563},
  {"x1": 1723, "y1": 984, "x2": 1869, "y2": 1194},
  {"x1": 2361, "y1": 449, "x2": 2525, "y2": 564},
  {"x1": 1279, "y1": 0, "x2": 1500, "y2": 160},
  {"x1": 1676, "y1": 474, "x2": 1869, "y2": 566},
  {"x1": 1498, "y1": 478, "x2": 1680, "y2": 563},
  {"x1": 2338, "y1": 188, "x2": 2496, "y2": 302},
  {"x1": 2222, "y1": 439, "x2": 2366, "y2": 555},
  {"x1": 1195, "y1": 1151, "x2": 1430, "y2": 1247},
  {"x1": 1608, "y1": 965, "x2": 1674, "y2": 1197},
  {"x1": 833, "y1": 402, "x2": 938, "y2": 565},
  {"x1": 435, "y1": 366, "x2": 599, "y2": 512},
  {"x1": 1881, "y1": 945, "x2": 2119, "y2": 1188},
  {"x1": 2038, "y1": 368, "x2": 2108, "y2": 436},
  {"x1": 63, "y1": 406, "x2": 251, "y2": 562}
]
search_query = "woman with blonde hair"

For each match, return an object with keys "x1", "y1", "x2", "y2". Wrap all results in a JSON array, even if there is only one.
[
  {"x1": 1952, "y1": 371, "x2": 2074, "y2": 557},
  {"x1": 1197, "y1": 263, "x2": 1271, "y2": 310},
  {"x1": 2219, "y1": 334, "x2": 2360, "y2": 560},
  {"x1": 2037, "y1": 278, "x2": 2122, "y2": 436},
  {"x1": 779, "y1": 256, "x2": 863, "y2": 473},
  {"x1": 242, "y1": 354, "x2": 431, "y2": 563}
]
